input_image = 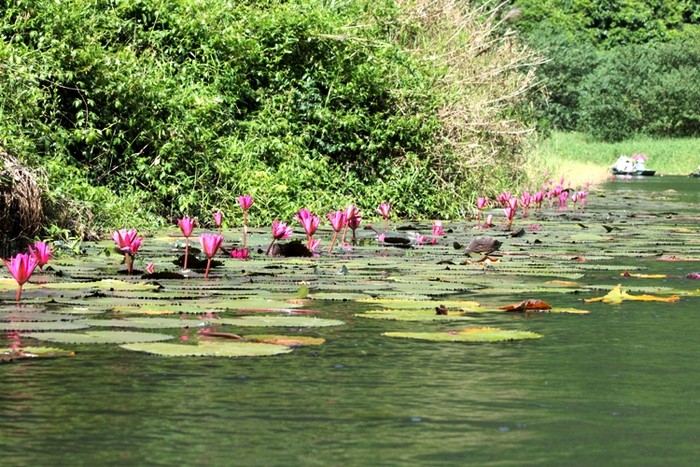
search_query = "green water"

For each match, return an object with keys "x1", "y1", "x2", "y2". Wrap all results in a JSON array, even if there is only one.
[{"x1": 2, "y1": 177, "x2": 699, "y2": 466}]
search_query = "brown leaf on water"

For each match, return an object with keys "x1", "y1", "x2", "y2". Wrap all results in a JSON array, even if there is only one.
[{"x1": 499, "y1": 299, "x2": 552, "y2": 312}]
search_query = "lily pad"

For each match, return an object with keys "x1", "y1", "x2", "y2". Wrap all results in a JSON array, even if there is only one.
[
  {"x1": 120, "y1": 341, "x2": 293, "y2": 357},
  {"x1": 23, "y1": 279, "x2": 160, "y2": 292},
  {"x1": 356, "y1": 298, "x2": 482, "y2": 311},
  {"x1": 83, "y1": 317, "x2": 208, "y2": 329},
  {"x1": 244, "y1": 335, "x2": 326, "y2": 346},
  {"x1": 1, "y1": 347, "x2": 75, "y2": 362},
  {"x1": 0, "y1": 321, "x2": 89, "y2": 332},
  {"x1": 383, "y1": 327, "x2": 543, "y2": 342},
  {"x1": 584, "y1": 284, "x2": 681, "y2": 304},
  {"x1": 355, "y1": 309, "x2": 474, "y2": 321},
  {"x1": 22, "y1": 331, "x2": 174, "y2": 344},
  {"x1": 218, "y1": 316, "x2": 345, "y2": 328}
]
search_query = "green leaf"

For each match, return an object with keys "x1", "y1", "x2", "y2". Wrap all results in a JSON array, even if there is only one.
[
  {"x1": 356, "y1": 309, "x2": 474, "y2": 321},
  {"x1": 22, "y1": 331, "x2": 174, "y2": 344},
  {"x1": 83, "y1": 317, "x2": 207, "y2": 329},
  {"x1": 120, "y1": 341, "x2": 293, "y2": 357},
  {"x1": 0, "y1": 321, "x2": 89, "y2": 332},
  {"x1": 383, "y1": 328, "x2": 543, "y2": 342},
  {"x1": 218, "y1": 316, "x2": 345, "y2": 328}
]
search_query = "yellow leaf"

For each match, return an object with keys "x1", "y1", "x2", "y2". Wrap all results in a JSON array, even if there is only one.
[{"x1": 584, "y1": 284, "x2": 680, "y2": 304}]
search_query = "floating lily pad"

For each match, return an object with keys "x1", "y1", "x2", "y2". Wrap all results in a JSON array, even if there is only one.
[
  {"x1": 356, "y1": 298, "x2": 482, "y2": 310},
  {"x1": 383, "y1": 327, "x2": 543, "y2": 342},
  {"x1": 83, "y1": 317, "x2": 208, "y2": 329},
  {"x1": 120, "y1": 341, "x2": 293, "y2": 357},
  {"x1": 584, "y1": 284, "x2": 681, "y2": 304},
  {"x1": 23, "y1": 279, "x2": 160, "y2": 292},
  {"x1": 218, "y1": 316, "x2": 345, "y2": 328},
  {"x1": 356, "y1": 309, "x2": 474, "y2": 321},
  {"x1": 1, "y1": 347, "x2": 75, "y2": 362},
  {"x1": 244, "y1": 335, "x2": 326, "y2": 346},
  {"x1": 0, "y1": 321, "x2": 89, "y2": 332},
  {"x1": 308, "y1": 292, "x2": 373, "y2": 301},
  {"x1": 22, "y1": 331, "x2": 174, "y2": 344}
]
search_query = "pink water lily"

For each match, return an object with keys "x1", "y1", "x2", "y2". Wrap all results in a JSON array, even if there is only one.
[
  {"x1": 558, "y1": 191, "x2": 569, "y2": 210},
  {"x1": 178, "y1": 216, "x2": 195, "y2": 270},
  {"x1": 199, "y1": 233, "x2": 224, "y2": 279},
  {"x1": 238, "y1": 195, "x2": 254, "y2": 247},
  {"x1": 376, "y1": 203, "x2": 391, "y2": 229},
  {"x1": 484, "y1": 214, "x2": 493, "y2": 228},
  {"x1": 295, "y1": 209, "x2": 320, "y2": 248},
  {"x1": 3, "y1": 252, "x2": 39, "y2": 301},
  {"x1": 30, "y1": 241, "x2": 52, "y2": 271},
  {"x1": 146, "y1": 262, "x2": 156, "y2": 275},
  {"x1": 414, "y1": 234, "x2": 427, "y2": 247},
  {"x1": 112, "y1": 229, "x2": 143, "y2": 274},
  {"x1": 432, "y1": 220, "x2": 445, "y2": 237},
  {"x1": 213, "y1": 211, "x2": 223, "y2": 235},
  {"x1": 503, "y1": 207, "x2": 516, "y2": 230},
  {"x1": 342, "y1": 204, "x2": 362, "y2": 242},
  {"x1": 266, "y1": 220, "x2": 293, "y2": 255},
  {"x1": 476, "y1": 197, "x2": 488, "y2": 226},
  {"x1": 230, "y1": 247, "x2": 249, "y2": 260},
  {"x1": 327, "y1": 211, "x2": 346, "y2": 254}
]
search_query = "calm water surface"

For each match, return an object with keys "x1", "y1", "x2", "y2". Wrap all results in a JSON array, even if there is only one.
[{"x1": 2, "y1": 176, "x2": 699, "y2": 466}]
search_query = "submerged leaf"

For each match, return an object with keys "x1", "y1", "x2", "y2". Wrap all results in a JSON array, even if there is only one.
[{"x1": 383, "y1": 328, "x2": 542, "y2": 342}]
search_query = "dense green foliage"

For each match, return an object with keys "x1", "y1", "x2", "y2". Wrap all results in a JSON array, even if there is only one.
[
  {"x1": 1, "y1": 0, "x2": 537, "y2": 235},
  {"x1": 511, "y1": 0, "x2": 700, "y2": 141}
]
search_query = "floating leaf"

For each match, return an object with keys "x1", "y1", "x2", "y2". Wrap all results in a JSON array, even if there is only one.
[
  {"x1": 23, "y1": 279, "x2": 160, "y2": 292},
  {"x1": 584, "y1": 284, "x2": 681, "y2": 304},
  {"x1": 218, "y1": 316, "x2": 345, "y2": 328},
  {"x1": 356, "y1": 298, "x2": 481, "y2": 311},
  {"x1": 83, "y1": 317, "x2": 207, "y2": 329},
  {"x1": 383, "y1": 327, "x2": 542, "y2": 342},
  {"x1": 22, "y1": 331, "x2": 174, "y2": 344},
  {"x1": 620, "y1": 271, "x2": 667, "y2": 278},
  {"x1": 499, "y1": 299, "x2": 552, "y2": 312},
  {"x1": 0, "y1": 321, "x2": 89, "y2": 332},
  {"x1": 1, "y1": 347, "x2": 75, "y2": 362},
  {"x1": 244, "y1": 335, "x2": 326, "y2": 346},
  {"x1": 356, "y1": 309, "x2": 473, "y2": 321},
  {"x1": 120, "y1": 341, "x2": 293, "y2": 357}
]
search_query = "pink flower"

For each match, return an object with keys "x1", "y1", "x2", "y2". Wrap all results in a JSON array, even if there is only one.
[
  {"x1": 558, "y1": 191, "x2": 569, "y2": 210},
  {"x1": 377, "y1": 233, "x2": 386, "y2": 243},
  {"x1": 3, "y1": 252, "x2": 38, "y2": 301},
  {"x1": 146, "y1": 262, "x2": 156, "y2": 274},
  {"x1": 347, "y1": 215, "x2": 362, "y2": 231},
  {"x1": 507, "y1": 197, "x2": 518, "y2": 210},
  {"x1": 271, "y1": 220, "x2": 293, "y2": 240},
  {"x1": 414, "y1": 234, "x2": 427, "y2": 247},
  {"x1": 344, "y1": 204, "x2": 361, "y2": 221},
  {"x1": 497, "y1": 192, "x2": 511, "y2": 207},
  {"x1": 295, "y1": 209, "x2": 320, "y2": 237},
  {"x1": 30, "y1": 241, "x2": 52, "y2": 270},
  {"x1": 432, "y1": 220, "x2": 445, "y2": 236},
  {"x1": 376, "y1": 203, "x2": 391, "y2": 219},
  {"x1": 178, "y1": 216, "x2": 195, "y2": 237},
  {"x1": 328, "y1": 211, "x2": 346, "y2": 232},
  {"x1": 213, "y1": 211, "x2": 223, "y2": 227},
  {"x1": 238, "y1": 195, "x2": 253, "y2": 212},
  {"x1": 485, "y1": 214, "x2": 493, "y2": 227},
  {"x1": 529, "y1": 224, "x2": 542, "y2": 231},
  {"x1": 112, "y1": 228, "x2": 140, "y2": 253},
  {"x1": 230, "y1": 247, "x2": 249, "y2": 260},
  {"x1": 199, "y1": 233, "x2": 224, "y2": 279},
  {"x1": 308, "y1": 238, "x2": 321, "y2": 252},
  {"x1": 477, "y1": 197, "x2": 488, "y2": 210},
  {"x1": 504, "y1": 207, "x2": 516, "y2": 221}
]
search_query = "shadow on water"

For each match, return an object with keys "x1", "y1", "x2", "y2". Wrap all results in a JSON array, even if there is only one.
[{"x1": 1, "y1": 176, "x2": 699, "y2": 465}]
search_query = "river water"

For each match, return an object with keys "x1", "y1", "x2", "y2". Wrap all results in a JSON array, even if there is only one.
[{"x1": 1, "y1": 176, "x2": 699, "y2": 466}]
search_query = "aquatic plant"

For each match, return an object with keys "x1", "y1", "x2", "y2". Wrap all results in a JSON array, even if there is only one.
[
  {"x1": 476, "y1": 197, "x2": 488, "y2": 226},
  {"x1": 111, "y1": 229, "x2": 143, "y2": 275},
  {"x1": 3, "y1": 252, "x2": 38, "y2": 301},
  {"x1": 213, "y1": 211, "x2": 223, "y2": 235},
  {"x1": 327, "y1": 211, "x2": 346, "y2": 254},
  {"x1": 376, "y1": 203, "x2": 391, "y2": 230},
  {"x1": 266, "y1": 220, "x2": 293, "y2": 255},
  {"x1": 238, "y1": 195, "x2": 253, "y2": 247},
  {"x1": 178, "y1": 216, "x2": 195, "y2": 271},
  {"x1": 199, "y1": 233, "x2": 224, "y2": 279},
  {"x1": 294, "y1": 209, "x2": 320, "y2": 249},
  {"x1": 30, "y1": 241, "x2": 52, "y2": 271}
]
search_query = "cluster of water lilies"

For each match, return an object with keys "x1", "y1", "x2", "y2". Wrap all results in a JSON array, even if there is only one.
[{"x1": 2, "y1": 177, "x2": 592, "y2": 302}]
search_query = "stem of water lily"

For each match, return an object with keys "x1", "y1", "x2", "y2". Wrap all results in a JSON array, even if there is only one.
[
  {"x1": 243, "y1": 212, "x2": 248, "y2": 247},
  {"x1": 328, "y1": 231, "x2": 338, "y2": 254},
  {"x1": 126, "y1": 253, "x2": 133, "y2": 275},
  {"x1": 15, "y1": 285, "x2": 22, "y2": 301},
  {"x1": 341, "y1": 224, "x2": 348, "y2": 243},
  {"x1": 265, "y1": 238, "x2": 276, "y2": 256},
  {"x1": 204, "y1": 258, "x2": 211, "y2": 279},
  {"x1": 384, "y1": 218, "x2": 389, "y2": 230},
  {"x1": 183, "y1": 239, "x2": 189, "y2": 270}
]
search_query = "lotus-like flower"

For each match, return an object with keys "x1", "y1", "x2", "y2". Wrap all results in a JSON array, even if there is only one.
[
  {"x1": 213, "y1": 211, "x2": 223, "y2": 234},
  {"x1": 30, "y1": 241, "x2": 52, "y2": 271},
  {"x1": 476, "y1": 197, "x2": 488, "y2": 226},
  {"x1": 178, "y1": 216, "x2": 195, "y2": 270},
  {"x1": 558, "y1": 191, "x2": 569, "y2": 210},
  {"x1": 503, "y1": 207, "x2": 516, "y2": 230},
  {"x1": 3, "y1": 252, "x2": 38, "y2": 301},
  {"x1": 484, "y1": 214, "x2": 493, "y2": 228},
  {"x1": 342, "y1": 204, "x2": 362, "y2": 242},
  {"x1": 497, "y1": 192, "x2": 511, "y2": 207},
  {"x1": 414, "y1": 234, "x2": 427, "y2": 247},
  {"x1": 432, "y1": 220, "x2": 445, "y2": 237},
  {"x1": 266, "y1": 220, "x2": 293, "y2": 255},
  {"x1": 199, "y1": 233, "x2": 224, "y2": 279},
  {"x1": 295, "y1": 208, "x2": 320, "y2": 248},
  {"x1": 376, "y1": 203, "x2": 391, "y2": 229},
  {"x1": 146, "y1": 262, "x2": 156, "y2": 275},
  {"x1": 112, "y1": 229, "x2": 143, "y2": 274},
  {"x1": 230, "y1": 247, "x2": 249, "y2": 260},
  {"x1": 327, "y1": 211, "x2": 346, "y2": 254},
  {"x1": 238, "y1": 195, "x2": 254, "y2": 247}
]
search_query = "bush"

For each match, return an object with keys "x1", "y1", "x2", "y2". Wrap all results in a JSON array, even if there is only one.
[{"x1": 1, "y1": 0, "x2": 539, "y2": 233}]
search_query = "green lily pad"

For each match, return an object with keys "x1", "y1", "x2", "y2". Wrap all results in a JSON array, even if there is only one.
[
  {"x1": 23, "y1": 279, "x2": 160, "y2": 292},
  {"x1": 383, "y1": 327, "x2": 543, "y2": 342},
  {"x1": 308, "y1": 292, "x2": 373, "y2": 301},
  {"x1": 218, "y1": 316, "x2": 345, "y2": 328},
  {"x1": 1, "y1": 347, "x2": 75, "y2": 361},
  {"x1": 356, "y1": 309, "x2": 474, "y2": 321},
  {"x1": 120, "y1": 341, "x2": 293, "y2": 357},
  {"x1": 22, "y1": 331, "x2": 174, "y2": 344},
  {"x1": 83, "y1": 317, "x2": 208, "y2": 329},
  {"x1": 356, "y1": 298, "x2": 482, "y2": 310},
  {"x1": 244, "y1": 335, "x2": 326, "y2": 346},
  {"x1": 0, "y1": 321, "x2": 89, "y2": 332}
]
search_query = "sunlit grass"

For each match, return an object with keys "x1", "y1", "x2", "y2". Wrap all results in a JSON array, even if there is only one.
[{"x1": 530, "y1": 132, "x2": 700, "y2": 186}]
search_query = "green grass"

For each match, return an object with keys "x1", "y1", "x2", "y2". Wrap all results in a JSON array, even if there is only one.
[{"x1": 530, "y1": 132, "x2": 700, "y2": 186}]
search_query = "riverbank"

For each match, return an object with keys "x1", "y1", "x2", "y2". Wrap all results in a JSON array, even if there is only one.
[{"x1": 530, "y1": 132, "x2": 700, "y2": 186}]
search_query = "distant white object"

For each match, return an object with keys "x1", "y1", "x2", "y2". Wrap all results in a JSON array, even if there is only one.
[{"x1": 612, "y1": 156, "x2": 634, "y2": 173}]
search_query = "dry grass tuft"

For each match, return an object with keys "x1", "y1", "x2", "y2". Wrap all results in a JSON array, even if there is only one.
[{"x1": 1, "y1": 148, "x2": 44, "y2": 256}]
